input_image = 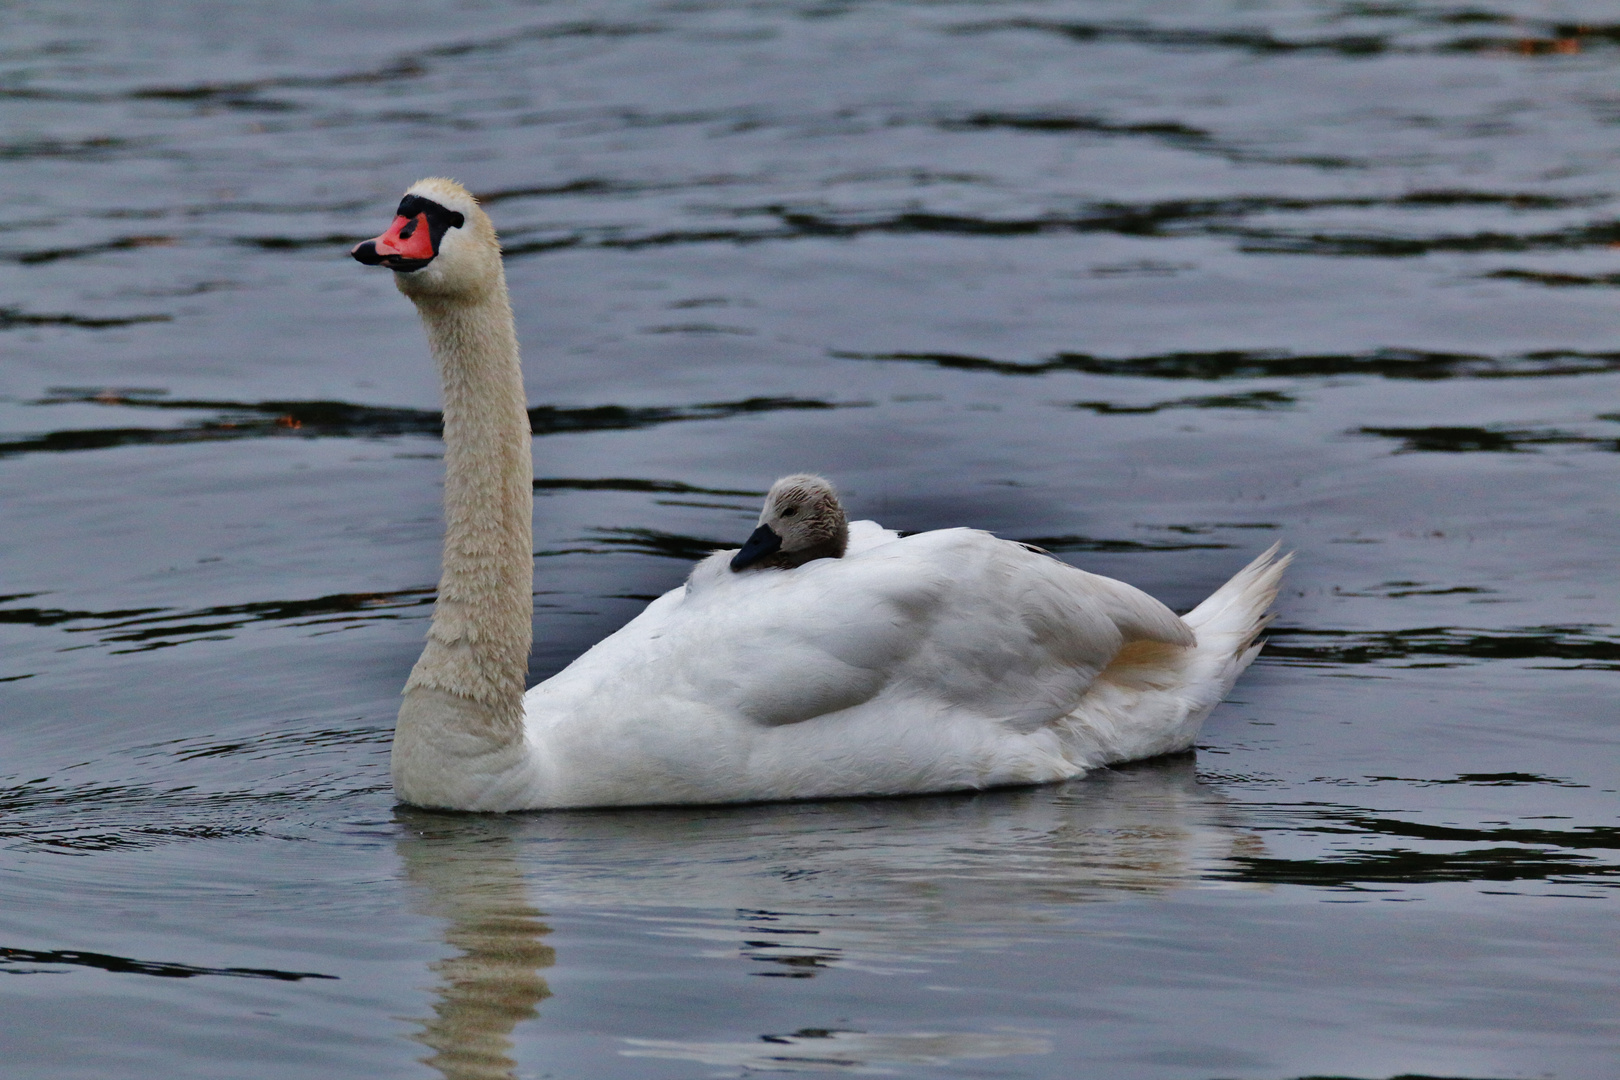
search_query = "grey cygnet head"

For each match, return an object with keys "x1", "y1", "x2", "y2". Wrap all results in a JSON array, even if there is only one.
[{"x1": 730, "y1": 474, "x2": 849, "y2": 572}]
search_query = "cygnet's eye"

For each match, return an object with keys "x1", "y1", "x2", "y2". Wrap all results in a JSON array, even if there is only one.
[{"x1": 781, "y1": 506, "x2": 798, "y2": 517}]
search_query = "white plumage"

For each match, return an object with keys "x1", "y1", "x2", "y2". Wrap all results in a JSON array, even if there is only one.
[
  {"x1": 514, "y1": 526, "x2": 1286, "y2": 809},
  {"x1": 356, "y1": 178, "x2": 1290, "y2": 812}
]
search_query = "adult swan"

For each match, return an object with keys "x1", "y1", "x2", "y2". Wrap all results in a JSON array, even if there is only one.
[{"x1": 353, "y1": 178, "x2": 1289, "y2": 812}]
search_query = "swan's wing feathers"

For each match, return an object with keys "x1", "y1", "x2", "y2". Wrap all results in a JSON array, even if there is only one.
[
  {"x1": 1063, "y1": 567, "x2": 1196, "y2": 649},
  {"x1": 676, "y1": 528, "x2": 1194, "y2": 733},
  {"x1": 678, "y1": 565, "x2": 922, "y2": 727},
  {"x1": 854, "y1": 530, "x2": 1180, "y2": 732},
  {"x1": 531, "y1": 527, "x2": 1191, "y2": 739}
]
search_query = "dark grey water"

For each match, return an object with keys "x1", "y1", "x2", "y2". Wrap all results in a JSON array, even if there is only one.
[{"x1": 2, "y1": 1, "x2": 1617, "y2": 1076}]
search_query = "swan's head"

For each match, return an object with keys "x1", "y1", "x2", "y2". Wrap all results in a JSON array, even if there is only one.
[
  {"x1": 731, "y1": 474, "x2": 849, "y2": 572},
  {"x1": 351, "y1": 178, "x2": 502, "y2": 301}
]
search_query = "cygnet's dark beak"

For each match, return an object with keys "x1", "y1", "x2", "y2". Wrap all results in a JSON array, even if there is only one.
[{"x1": 730, "y1": 524, "x2": 782, "y2": 571}]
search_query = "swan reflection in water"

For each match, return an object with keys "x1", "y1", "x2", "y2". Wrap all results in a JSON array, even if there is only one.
[
  {"x1": 395, "y1": 754, "x2": 1266, "y2": 1079},
  {"x1": 397, "y1": 827, "x2": 556, "y2": 1080}
]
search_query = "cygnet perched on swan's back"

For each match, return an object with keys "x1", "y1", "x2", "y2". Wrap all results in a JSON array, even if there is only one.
[
  {"x1": 516, "y1": 472, "x2": 1285, "y2": 808},
  {"x1": 731, "y1": 474, "x2": 850, "y2": 571}
]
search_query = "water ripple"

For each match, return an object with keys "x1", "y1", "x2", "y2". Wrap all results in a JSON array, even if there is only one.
[
  {"x1": 0, "y1": 307, "x2": 170, "y2": 330},
  {"x1": 0, "y1": 135, "x2": 153, "y2": 160},
  {"x1": 839, "y1": 348, "x2": 1620, "y2": 381},
  {"x1": 0, "y1": 393, "x2": 854, "y2": 459},
  {"x1": 1358, "y1": 424, "x2": 1620, "y2": 453},
  {"x1": 0, "y1": 946, "x2": 337, "y2": 981},
  {"x1": 1073, "y1": 390, "x2": 1296, "y2": 414},
  {"x1": 0, "y1": 587, "x2": 435, "y2": 653},
  {"x1": 538, "y1": 527, "x2": 732, "y2": 562},
  {"x1": 1265, "y1": 625, "x2": 1620, "y2": 670},
  {"x1": 224, "y1": 190, "x2": 1603, "y2": 261},
  {"x1": 1014, "y1": 534, "x2": 1235, "y2": 554},
  {"x1": 954, "y1": 15, "x2": 1620, "y2": 59},
  {"x1": 1485, "y1": 269, "x2": 1620, "y2": 288},
  {"x1": 7, "y1": 234, "x2": 178, "y2": 265},
  {"x1": 534, "y1": 477, "x2": 763, "y2": 497},
  {"x1": 1214, "y1": 802, "x2": 1620, "y2": 892},
  {"x1": 622, "y1": 1028, "x2": 1051, "y2": 1072}
]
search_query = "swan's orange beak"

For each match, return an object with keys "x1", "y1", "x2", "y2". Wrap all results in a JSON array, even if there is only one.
[
  {"x1": 353, "y1": 213, "x2": 435, "y2": 270},
  {"x1": 353, "y1": 194, "x2": 465, "y2": 272}
]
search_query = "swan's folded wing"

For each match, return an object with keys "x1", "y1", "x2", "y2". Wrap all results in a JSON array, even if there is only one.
[
  {"x1": 622, "y1": 531, "x2": 1179, "y2": 731},
  {"x1": 859, "y1": 529, "x2": 1190, "y2": 732},
  {"x1": 1061, "y1": 564, "x2": 1195, "y2": 650},
  {"x1": 530, "y1": 527, "x2": 1190, "y2": 737}
]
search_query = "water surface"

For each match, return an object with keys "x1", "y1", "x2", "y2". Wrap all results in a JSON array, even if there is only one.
[{"x1": 1, "y1": 1, "x2": 1617, "y2": 1077}]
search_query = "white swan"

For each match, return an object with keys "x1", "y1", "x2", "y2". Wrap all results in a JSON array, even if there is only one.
[{"x1": 354, "y1": 178, "x2": 1290, "y2": 812}]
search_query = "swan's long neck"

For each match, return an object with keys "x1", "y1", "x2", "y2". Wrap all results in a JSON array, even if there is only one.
[{"x1": 394, "y1": 277, "x2": 534, "y2": 803}]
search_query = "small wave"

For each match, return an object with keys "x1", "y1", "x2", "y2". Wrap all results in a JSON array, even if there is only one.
[
  {"x1": 419, "y1": 19, "x2": 664, "y2": 59},
  {"x1": 1484, "y1": 269, "x2": 1620, "y2": 288},
  {"x1": 1, "y1": 782, "x2": 274, "y2": 854},
  {"x1": 244, "y1": 190, "x2": 1603, "y2": 258},
  {"x1": 1331, "y1": 581, "x2": 1494, "y2": 600},
  {"x1": 0, "y1": 587, "x2": 435, "y2": 653},
  {"x1": 478, "y1": 177, "x2": 635, "y2": 203},
  {"x1": 1263, "y1": 624, "x2": 1620, "y2": 669},
  {"x1": 0, "y1": 946, "x2": 337, "y2": 981},
  {"x1": 1013, "y1": 534, "x2": 1234, "y2": 554},
  {"x1": 111, "y1": 58, "x2": 423, "y2": 106},
  {"x1": 1, "y1": 21, "x2": 660, "y2": 117},
  {"x1": 952, "y1": 18, "x2": 1397, "y2": 57},
  {"x1": 1233, "y1": 220, "x2": 1620, "y2": 257},
  {"x1": 1358, "y1": 772, "x2": 1586, "y2": 789},
  {"x1": 953, "y1": 16, "x2": 1620, "y2": 60},
  {"x1": 235, "y1": 232, "x2": 367, "y2": 251},
  {"x1": 474, "y1": 173, "x2": 762, "y2": 207},
  {"x1": 1358, "y1": 424, "x2": 1620, "y2": 453},
  {"x1": 944, "y1": 112, "x2": 1210, "y2": 140},
  {"x1": 622, "y1": 1028, "x2": 1051, "y2": 1071},
  {"x1": 139, "y1": 724, "x2": 392, "y2": 765},
  {"x1": 529, "y1": 396, "x2": 852, "y2": 434},
  {"x1": 1207, "y1": 802, "x2": 1620, "y2": 892},
  {"x1": 739, "y1": 919, "x2": 842, "y2": 978},
  {"x1": 0, "y1": 742, "x2": 389, "y2": 855},
  {"x1": 1221, "y1": 843, "x2": 1617, "y2": 891},
  {"x1": 0, "y1": 393, "x2": 853, "y2": 460},
  {"x1": 1440, "y1": 22, "x2": 1620, "y2": 57},
  {"x1": 7, "y1": 234, "x2": 176, "y2": 265},
  {"x1": 0, "y1": 135, "x2": 151, "y2": 160},
  {"x1": 535, "y1": 477, "x2": 763, "y2": 497},
  {"x1": 1074, "y1": 390, "x2": 1295, "y2": 414},
  {"x1": 937, "y1": 112, "x2": 1364, "y2": 168},
  {"x1": 837, "y1": 348, "x2": 1620, "y2": 381},
  {"x1": 0, "y1": 307, "x2": 170, "y2": 330},
  {"x1": 538, "y1": 527, "x2": 732, "y2": 562}
]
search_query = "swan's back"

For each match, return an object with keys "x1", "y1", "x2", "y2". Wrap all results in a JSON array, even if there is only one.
[{"x1": 518, "y1": 528, "x2": 1201, "y2": 806}]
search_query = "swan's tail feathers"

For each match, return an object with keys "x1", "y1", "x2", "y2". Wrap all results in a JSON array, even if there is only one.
[
  {"x1": 1060, "y1": 544, "x2": 1290, "y2": 769},
  {"x1": 1183, "y1": 541, "x2": 1292, "y2": 665},
  {"x1": 1176, "y1": 543, "x2": 1291, "y2": 728}
]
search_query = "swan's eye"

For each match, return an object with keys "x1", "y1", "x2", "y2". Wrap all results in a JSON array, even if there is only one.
[{"x1": 781, "y1": 506, "x2": 798, "y2": 517}]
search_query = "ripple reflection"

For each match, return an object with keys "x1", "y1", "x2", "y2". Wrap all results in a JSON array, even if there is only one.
[
  {"x1": 398, "y1": 828, "x2": 554, "y2": 1080},
  {"x1": 393, "y1": 757, "x2": 1250, "y2": 1076}
]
